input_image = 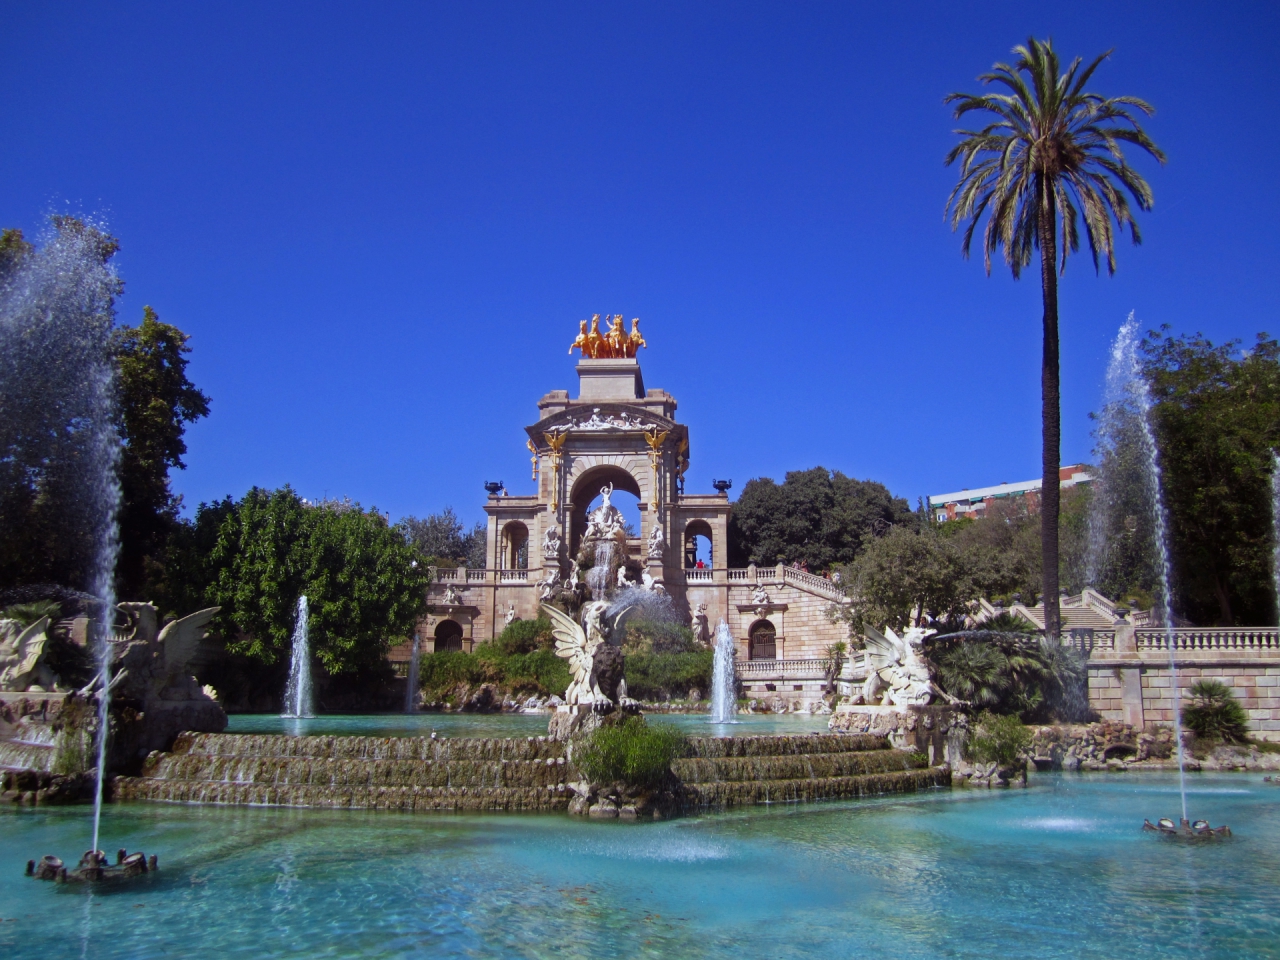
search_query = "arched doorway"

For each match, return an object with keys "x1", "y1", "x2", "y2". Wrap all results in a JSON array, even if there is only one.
[
  {"x1": 684, "y1": 519, "x2": 713, "y2": 569},
  {"x1": 434, "y1": 620, "x2": 464, "y2": 652},
  {"x1": 748, "y1": 620, "x2": 776, "y2": 660},
  {"x1": 501, "y1": 521, "x2": 529, "y2": 569},
  {"x1": 568, "y1": 464, "x2": 643, "y2": 556}
]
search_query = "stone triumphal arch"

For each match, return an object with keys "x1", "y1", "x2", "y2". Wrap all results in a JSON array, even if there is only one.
[{"x1": 417, "y1": 316, "x2": 850, "y2": 707}]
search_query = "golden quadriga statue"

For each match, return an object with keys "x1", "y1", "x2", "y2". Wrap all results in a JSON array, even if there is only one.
[{"x1": 568, "y1": 314, "x2": 646, "y2": 359}]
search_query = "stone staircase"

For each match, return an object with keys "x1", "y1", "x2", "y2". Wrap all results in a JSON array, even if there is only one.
[
  {"x1": 673, "y1": 733, "x2": 949, "y2": 808},
  {"x1": 113, "y1": 730, "x2": 950, "y2": 813},
  {"x1": 114, "y1": 732, "x2": 575, "y2": 812}
]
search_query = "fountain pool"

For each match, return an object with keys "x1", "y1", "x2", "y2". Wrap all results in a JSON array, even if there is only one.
[
  {"x1": 3, "y1": 773, "x2": 1277, "y2": 958},
  {"x1": 226, "y1": 711, "x2": 833, "y2": 738}
]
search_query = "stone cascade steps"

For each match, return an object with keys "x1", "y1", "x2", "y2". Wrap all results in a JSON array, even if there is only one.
[
  {"x1": 673, "y1": 733, "x2": 949, "y2": 808},
  {"x1": 0, "y1": 739, "x2": 54, "y2": 773},
  {"x1": 114, "y1": 733, "x2": 574, "y2": 812}
]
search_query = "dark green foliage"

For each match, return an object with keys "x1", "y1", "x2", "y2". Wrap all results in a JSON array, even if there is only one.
[
  {"x1": 620, "y1": 618, "x2": 699, "y2": 655},
  {"x1": 1182, "y1": 679, "x2": 1250, "y2": 744},
  {"x1": 396, "y1": 508, "x2": 486, "y2": 569},
  {"x1": 728, "y1": 467, "x2": 911, "y2": 569},
  {"x1": 926, "y1": 631, "x2": 1089, "y2": 722},
  {"x1": 839, "y1": 526, "x2": 969, "y2": 631},
  {"x1": 623, "y1": 651, "x2": 714, "y2": 700},
  {"x1": 968, "y1": 712, "x2": 1032, "y2": 767},
  {"x1": 489, "y1": 616, "x2": 553, "y2": 656},
  {"x1": 112, "y1": 306, "x2": 211, "y2": 599},
  {"x1": 1142, "y1": 330, "x2": 1280, "y2": 625},
  {"x1": 163, "y1": 487, "x2": 428, "y2": 675},
  {"x1": 416, "y1": 647, "x2": 570, "y2": 699},
  {"x1": 0, "y1": 600, "x2": 61, "y2": 626},
  {"x1": 573, "y1": 716, "x2": 686, "y2": 789}
]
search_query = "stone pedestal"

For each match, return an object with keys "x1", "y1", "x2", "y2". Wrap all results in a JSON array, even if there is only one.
[{"x1": 830, "y1": 704, "x2": 966, "y2": 768}]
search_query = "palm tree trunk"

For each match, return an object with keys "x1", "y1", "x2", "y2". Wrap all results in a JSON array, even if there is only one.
[{"x1": 1036, "y1": 173, "x2": 1062, "y2": 640}]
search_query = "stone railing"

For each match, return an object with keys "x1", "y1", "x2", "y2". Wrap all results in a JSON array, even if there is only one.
[
  {"x1": 727, "y1": 569, "x2": 751, "y2": 582},
  {"x1": 1134, "y1": 627, "x2": 1280, "y2": 653},
  {"x1": 499, "y1": 569, "x2": 528, "y2": 583},
  {"x1": 685, "y1": 568, "x2": 713, "y2": 582},
  {"x1": 780, "y1": 566, "x2": 845, "y2": 601},
  {"x1": 737, "y1": 658, "x2": 832, "y2": 680},
  {"x1": 467, "y1": 569, "x2": 487, "y2": 582},
  {"x1": 432, "y1": 567, "x2": 464, "y2": 582},
  {"x1": 1062, "y1": 628, "x2": 1115, "y2": 652}
]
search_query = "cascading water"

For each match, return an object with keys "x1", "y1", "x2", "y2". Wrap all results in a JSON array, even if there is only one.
[
  {"x1": 282, "y1": 597, "x2": 314, "y2": 718},
  {"x1": 1099, "y1": 314, "x2": 1189, "y2": 821},
  {"x1": 586, "y1": 541, "x2": 614, "y2": 601},
  {"x1": 404, "y1": 629, "x2": 421, "y2": 713},
  {"x1": 1272, "y1": 452, "x2": 1280, "y2": 626},
  {"x1": 709, "y1": 620, "x2": 738, "y2": 724},
  {"x1": 0, "y1": 218, "x2": 123, "y2": 858}
]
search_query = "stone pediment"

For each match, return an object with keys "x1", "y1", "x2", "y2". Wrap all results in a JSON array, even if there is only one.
[{"x1": 529, "y1": 405, "x2": 678, "y2": 441}]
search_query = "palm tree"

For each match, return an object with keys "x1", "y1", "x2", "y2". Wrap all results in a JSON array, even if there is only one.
[{"x1": 945, "y1": 38, "x2": 1164, "y2": 640}]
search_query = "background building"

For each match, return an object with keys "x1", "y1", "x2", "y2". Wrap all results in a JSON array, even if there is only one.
[{"x1": 929, "y1": 465, "x2": 1093, "y2": 523}]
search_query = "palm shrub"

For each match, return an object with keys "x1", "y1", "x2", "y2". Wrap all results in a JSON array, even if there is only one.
[
  {"x1": 934, "y1": 641, "x2": 1010, "y2": 708},
  {"x1": 968, "y1": 711, "x2": 1032, "y2": 768},
  {"x1": 1182, "y1": 679, "x2": 1249, "y2": 744},
  {"x1": 573, "y1": 716, "x2": 686, "y2": 790}
]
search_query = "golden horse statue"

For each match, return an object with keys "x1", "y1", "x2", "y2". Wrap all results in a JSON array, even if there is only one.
[{"x1": 568, "y1": 314, "x2": 648, "y2": 358}]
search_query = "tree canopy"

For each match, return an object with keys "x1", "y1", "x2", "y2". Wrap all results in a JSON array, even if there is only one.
[
  {"x1": 396, "y1": 507, "x2": 486, "y2": 567},
  {"x1": 727, "y1": 467, "x2": 911, "y2": 569},
  {"x1": 112, "y1": 306, "x2": 211, "y2": 598},
  {"x1": 163, "y1": 487, "x2": 429, "y2": 674},
  {"x1": 1142, "y1": 328, "x2": 1280, "y2": 624}
]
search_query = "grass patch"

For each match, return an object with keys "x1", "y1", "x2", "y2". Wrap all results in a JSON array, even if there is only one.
[{"x1": 573, "y1": 716, "x2": 686, "y2": 789}]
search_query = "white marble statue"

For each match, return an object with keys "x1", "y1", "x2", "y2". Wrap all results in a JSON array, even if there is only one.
[
  {"x1": 505, "y1": 603, "x2": 517, "y2": 627},
  {"x1": 646, "y1": 523, "x2": 665, "y2": 559},
  {"x1": 617, "y1": 565, "x2": 633, "y2": 589},
  {"x1": 537, "y1": 567, "x2": 559, "y2": 601},
  {"x1": 563, "y1": 559, "x2": 580, "y2": 589},
  {"x1": 542, "y1": 526, "x2": 562, "y2": 558},
  {"x1": 442, "y1": 584, "x2": 461, "y2": 605},
  {"x1": 751, "y1": 584, "x2": 770, "y2": 607},
  {"x1": 543, "y1": 600, "x2": 632, "y2": 709},
  {"x1": 583, "y1": 483, "x2": 625, "y2": 541},
  {"x1": 0, "y1": 617, "x2": 58, "y2": 692},
  {"x1": 860, "y1": 625, "x2": 961, "y2": 708},
  {"x1": 691, "y1": 603, "x2": 709, "y2": 644}
]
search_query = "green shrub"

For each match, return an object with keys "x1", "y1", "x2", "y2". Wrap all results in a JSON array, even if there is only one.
[
  {"x1": 1, "y1": 600, "x2": 61, "y2": 626},
  {"x1": 620, "y1": 619, "x2": 699, "y2": 655},
  {"x1": 573, "y1": 716, "x2": 686, "y2": 789},
  {"x1": 417, "y1": 647, "x2": 570, "y2": 699},
  {"x1": 1182, "y1": 679, "x2": 1250, "y2": 744},
  {"x1": 968, "y1": 711, "x2": 1031, "y2": 767},
  {"x1": 490, "y1": 616, "x2": 554, "y2": 656},
  {"x1": 624, "y1": 650, "x2": 713, "y2": 700}
]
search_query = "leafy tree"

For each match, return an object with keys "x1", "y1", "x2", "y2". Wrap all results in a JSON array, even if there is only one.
[
  {"x1": 0, "y1": 228, "x2": 33, "y2": 280},
  {"x1": 397, "y1": 507, "x2": 486, "y2": 567},
  {"x1": 728, "y1": 466, "x2": 911, "y2": 569},
  {"x1": 170, "y1": 487, "x2": 428, "y2": 674},
  {"x1": 839, "y1": 526, "x2": 970, "y2": 631},
  {"x1": 1141, "y1": 330, "x2": 1280, "y2": 625},
  {"x1": 111, "y1": 306, "x2": 211, "y2": 599},
  {"x1": 946, "y1": 38, "x2": 1164, "y2": 639}
]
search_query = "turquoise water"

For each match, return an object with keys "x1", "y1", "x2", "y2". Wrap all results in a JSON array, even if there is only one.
[
  {"x1": 225, "y1": 711, "x2": 834, "y2": 738},
  {"x1": 3, "y1": 773, "x2": 1277, "y2": 958}
]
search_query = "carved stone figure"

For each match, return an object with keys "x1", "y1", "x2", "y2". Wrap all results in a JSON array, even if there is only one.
[
  {"x1": 616, "y1": 566, "x2": 633, "y2": 589},
  {"x1": 441, "y1": 584, "x2": 461, "y2": 605},
  {"x1": 691, "y1": 603, "x2": 709, "y2": 645},
  {"x1": 106, "y1": 606, "x2": 222, "y2": 704},
  {"x1": 583, "y1": 483, "x2": 625, "y2": 541},
  {"x1": 537, "y1": 567, "x2": 559, "y2": 601},
  {"x1": 505, "y1": 603, "x2": 517, "y2": 627},
  {"x1": 751, "y1": 585, "x2": 770, "y2": 607},
  {"x1": 563, "y1": 560, "x2": 580, "y2": 589},
  {"x1": 646, "y1": 522, "x2": 665, "y2": 559},
  {"x1": 860, "y1": 625, "x2": 961, "y2": 708},
  {"x1": 542, "y1": 526, "x2": 562, "y2": 558},
  {"x1": 543, "y1": 601, "x2": 634, "y2": 710},
  {"x1": 0, "y1": 617, "x2": 58, "y2": 692}
]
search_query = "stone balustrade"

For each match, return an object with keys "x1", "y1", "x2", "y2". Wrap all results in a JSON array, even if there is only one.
[
  {"x1": 738, "y1": 658, "x2": 832, "y2": 681},
  {"x1": 1134, "y1": 626, "x2": 1280, "y2": 653}
]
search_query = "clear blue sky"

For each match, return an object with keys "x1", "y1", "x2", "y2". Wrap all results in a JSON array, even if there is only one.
[{"x1": 4, "y1": 2, "x2": 1277, "y2": 526}]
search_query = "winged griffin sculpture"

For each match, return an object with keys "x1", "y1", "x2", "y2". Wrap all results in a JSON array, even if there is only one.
[
  {"x1": 860, "y1": 625, "x2": 961, "y2": 708},
  {"x1": 0, "y1": 617, "x2": 59, "y2": 692},
  {"x1": 80, "y1": 604, "x2": 222, "y2": 704},
  {"x1": 542, "y1": 600, "x2": 634, "y2": 710}
]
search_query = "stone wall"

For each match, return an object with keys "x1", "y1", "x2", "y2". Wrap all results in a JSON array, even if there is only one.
[{"x1": 1086, "y1": 624, "x2": 1280, "y2": 741}]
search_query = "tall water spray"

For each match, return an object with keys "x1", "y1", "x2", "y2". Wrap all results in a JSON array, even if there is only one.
[
  {"x1": 586, "y1": 541, "x2": 614, "y2": 601},
  {"x1": 709, "y1": 620, "x2": 738, "y2": 723},
  {"x1": 1099, "y1": 314, "x2": 1189, "y2": 820},
  {"x1": 404, "y1": 629, "x2": 421, "y2": 713},
  {"x1": 0, "y1": 219, "x2": 123, "y2": 857},
  {"x1": 1272, "y1": 452, "x2": 1280, "y2": 626},
  {"x1": 282, "y1": 596, "x2": 314, "y2": 718}
]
